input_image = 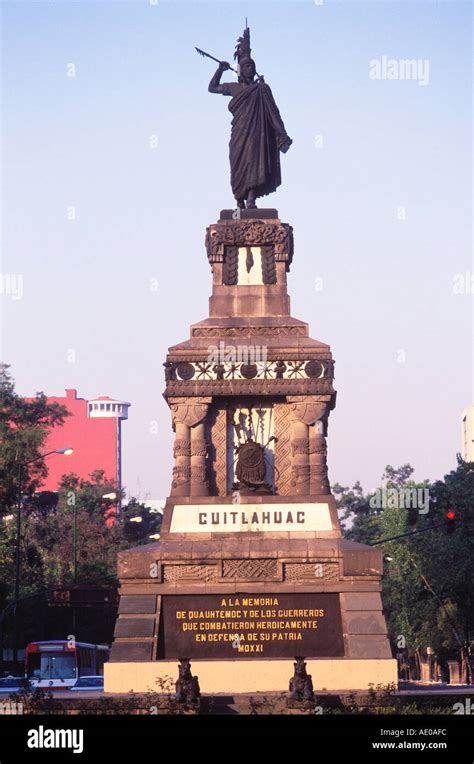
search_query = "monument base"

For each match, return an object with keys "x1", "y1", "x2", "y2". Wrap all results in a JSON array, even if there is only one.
[
  {"x1": 107, "y1": 496, "x2": 395, "y2": 694},
  {"x1": 105, "y1": 658, "x2": 397, "y2": 694}
]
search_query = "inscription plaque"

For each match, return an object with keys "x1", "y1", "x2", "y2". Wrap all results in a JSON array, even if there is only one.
[
  {"x1": 157, "y1": 592, "x2": 344, "y2": 659},
  {"x1": 169, "y1": 503, "x2": 333, "y2": 533}
]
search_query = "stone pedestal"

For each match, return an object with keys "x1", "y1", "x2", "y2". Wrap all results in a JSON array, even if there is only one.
[{"x1": 106, "y1": 210, "x2": 396, "y2": 693}]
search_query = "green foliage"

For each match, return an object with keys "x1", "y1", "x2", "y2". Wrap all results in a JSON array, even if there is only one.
[
  {"x1": 20, "y1": 475, "x2": 161, "y2": 591},
  {"x1": 18, "y1": 471, "x2": 119, "y2": 591},
  {"x1": 9, "y1": 686, "x2": 58, "y2": 714},
  {"x1": 116, "y1": 498, "x2": 162, "y2": 546},
  {"x1": 382, "y1": 464, "x2": 415, "y2": 486},
  {"x1": 330, "y1": 683, "x2": 454, "y2": 715},
  {"x1": 333, "y1": 480, "x2": 378, "y2": 544},
  {"x1": 0, "y1": 364, "x2": 69, "y2": 516},
  {"x1": 1, "y1": 473, "x2": 160, "y2": 605},
  {"x1": 335, "y1": 459, "x2": 474, "y2": 673}
]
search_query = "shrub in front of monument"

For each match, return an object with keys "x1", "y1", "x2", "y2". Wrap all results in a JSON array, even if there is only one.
[
  {"x1": 394, "y1": 702, "x2": 453, "y2": 716},
  {"x1": 77, "y1": 696, "x2": 149, "y2": 716},
  {"x1": 249, "y1": 693, "x2": 289, "y2": 715},
  {"x1": 131, "y1": 674, "x2": 201, "y2": 715},
  {"x1": 10, "y1": 686, "x2": 58, "y2": 715},
  {"x1": 76, "y1": 678, "x2": 177, "y2": 715},
  {"x1": 327, "y1": 684, "x2": 453, "y2": 716},
  {"x1": 367, "y1": 682, "x2": 398, "y2": 710},
  {"x1": 338, "y1": 684, "x2": 401, "y2": 715}
]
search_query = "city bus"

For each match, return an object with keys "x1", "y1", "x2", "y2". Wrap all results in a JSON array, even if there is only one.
[{"x1": 25, "y1": 641, "x2": 110, "y2": 689}]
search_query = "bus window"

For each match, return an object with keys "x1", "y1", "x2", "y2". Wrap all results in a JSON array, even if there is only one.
[
  {"x1": 96, "y1": 650, "x2": 108, "y2": 675},
  {"x1": 77, "y1": 648, "x2": 94, "y2": 677},
  {"x1": 39, "y1": 652, "x2": 76, "y2": 681},
  {"x1": 26, "y1": 653, "x2": 41, "y2": 680}
]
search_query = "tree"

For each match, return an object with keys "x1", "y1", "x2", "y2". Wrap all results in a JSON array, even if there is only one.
[
  {"x1": 416, "y1": 458, "x2": 474, "y2": 681},
  {"x1": 117, "y1": 499, "x2": 162, "y2": 546},
  {"x1": 382, "y1": 464, "x2": 415, "y2": 486},
  {"x1": 335, "y1": 460, "x2": 474, "y2": 681},
  {"x1": 23, "y1": 471, "x2": 121, "y2": 588},
  {"x1": 17, "y1": 476, "x2": 161, "y2": 591},
  {"x1": 333, "y1": 480, "x2": 378, "y2": 544},
  {"x1": 0, "y1": 364, "x2": 69, "y2": 516}
]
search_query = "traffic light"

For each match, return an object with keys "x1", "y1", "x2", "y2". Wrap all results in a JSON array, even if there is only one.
[{"x1": 446, "y1": 510, "x2": 456, "y2": 535}]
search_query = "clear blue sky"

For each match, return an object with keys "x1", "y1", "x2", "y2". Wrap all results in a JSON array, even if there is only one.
[{"x1": 1, "y1": 0, "x2": 472, "y2": 499}]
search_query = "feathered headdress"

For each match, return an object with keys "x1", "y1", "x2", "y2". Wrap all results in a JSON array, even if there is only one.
[
  {"x1": 234, "y1": 25, "x2": 253, "y2": 65},
  {"x1": 233, "y1": 23, "x2": 262, "y2": 82}
]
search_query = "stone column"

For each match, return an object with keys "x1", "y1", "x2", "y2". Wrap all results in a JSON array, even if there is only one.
[
  {"x1": 170, "y1": 398, "x2": 211, "y2": 498},
  {"x1": 171, "y1": 420, "x2": 191, "y2": 497},
  {"x1": 290, "y1": 417, "x2": 310, "y2": 495},
  {"x1": 309, "y1": 420, "x2": 330, "y2": 495},
  {"x1": 288, "y1": 396, "x2": 330, "y2": 497},
  {"x1": 190, "y1": 420, "x2": 208, "y2": 497}
]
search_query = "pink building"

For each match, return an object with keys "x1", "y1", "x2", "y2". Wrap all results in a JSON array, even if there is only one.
[{"x1": 35, "y1": 388, "x2": 130, "y2": 492}]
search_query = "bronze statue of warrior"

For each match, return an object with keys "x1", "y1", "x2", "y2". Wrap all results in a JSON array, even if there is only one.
[{"x1": 207, "y1": 26, "x2": 292, "y2": 209}]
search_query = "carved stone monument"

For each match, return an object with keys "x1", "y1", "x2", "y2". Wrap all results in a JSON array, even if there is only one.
[{"x1": 105, "y1": 27, "x2": 396, "y2": 694}]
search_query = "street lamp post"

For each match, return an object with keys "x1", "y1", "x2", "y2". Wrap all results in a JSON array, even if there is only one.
[{"x1": 12, "y1": 447, "x2": 73, "y2": 666}]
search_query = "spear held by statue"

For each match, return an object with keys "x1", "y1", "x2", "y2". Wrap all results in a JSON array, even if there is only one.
[{"x1": 195, "y1": 47, "x2": 238, "y2": 73}]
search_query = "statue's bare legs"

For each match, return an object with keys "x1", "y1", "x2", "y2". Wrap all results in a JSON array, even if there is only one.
[
  {"x1": 236, "y1": 189, "x2": 257, "y2": 210},
  {"x1": 247, "y1": 188, "x2": 257, "y2": 209}
]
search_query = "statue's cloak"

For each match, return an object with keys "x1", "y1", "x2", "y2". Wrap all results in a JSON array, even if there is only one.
[{"x1": 227, "y1": 81, "x2": 290, "y2": 201}]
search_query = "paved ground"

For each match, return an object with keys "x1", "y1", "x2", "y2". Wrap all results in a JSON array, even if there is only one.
[
  {"x1": 397, "y1": 682, "x2": 474, "y2": 695},
  {"x1": 50, "y1": 690, "x2": 106, "y2": 699}
]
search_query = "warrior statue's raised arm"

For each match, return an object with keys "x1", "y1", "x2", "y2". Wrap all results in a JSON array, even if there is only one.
[
  {"x1": 208, "y1": 60, "x2": 232, "y2": 94},
  {"x1": 203, "y1": 26, "x2": 292, "y2": 209}
]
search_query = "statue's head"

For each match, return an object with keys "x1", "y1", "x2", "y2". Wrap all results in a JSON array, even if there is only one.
[
  {"x1": 294, "y1": 658, "x2": 307, "y2": 676},
  {"x1": 178, "y1": 659, "x2": 192, "y2": 679},
  {"x1": 239, "y1": 57, "x2": 256, "y2": 84}
]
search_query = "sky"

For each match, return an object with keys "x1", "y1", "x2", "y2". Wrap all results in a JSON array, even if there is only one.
[{"x1": 1, "y1": 0, "x2": 472, "y2": 501}]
